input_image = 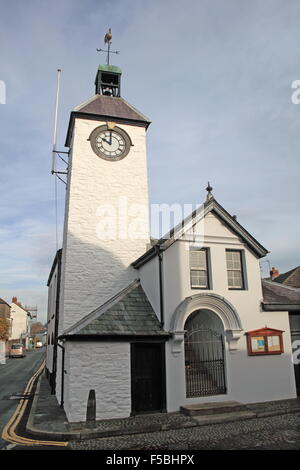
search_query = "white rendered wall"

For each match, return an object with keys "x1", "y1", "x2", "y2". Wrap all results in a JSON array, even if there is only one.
[
  {"x1": 59, "y1": 118, "x2": 150, "y2": 334},
  {"x1": 139, "y1": 255, "x2": 160, "y2": 320},
  {"x1": 9, "y1": 303, "x2": 28, "y2": 344},
  {"x1": 154, "y1": 212, "x2": 296, "y2": 410},
  {"x1": 64, "y1": 341, "x2": 131, "y2": 423}
]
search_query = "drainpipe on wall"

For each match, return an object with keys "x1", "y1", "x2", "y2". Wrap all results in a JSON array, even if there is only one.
[
  {"x1": 156, "y1": 246, "x2": 164, "y2": 328},
  {"x1": 56, "y1": 341, "x2": 65, "y2": 407}
]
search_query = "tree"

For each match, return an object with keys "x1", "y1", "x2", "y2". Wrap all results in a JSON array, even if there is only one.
[
  {"x1": 30, "y1": 322, "x2": 46, "y2": 335},
  {"x1": 0, "y1": 318, "x2": 10, "y2": 340}
]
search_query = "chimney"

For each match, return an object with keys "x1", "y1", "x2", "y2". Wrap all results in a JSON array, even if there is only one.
[
  {"x1": 12, "y1": 296, "x2": 22, "y2": 307},
  {"x1": 270, "y1": 267, "x2": 280, "y2": 280}
]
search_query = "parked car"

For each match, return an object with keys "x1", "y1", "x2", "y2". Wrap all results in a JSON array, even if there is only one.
[
  {"x1": 9, "y1": 344, "x2": 26, "y2": 358},
  {"x1": 36, "y1": 341, "x2": 43, "y2": 348}
]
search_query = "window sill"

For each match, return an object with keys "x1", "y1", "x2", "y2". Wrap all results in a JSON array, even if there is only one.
[
  {"x1": 191, "y1": 286, "x2": 211, "y2": 290},
  {"x1": 228, "y1": 287, "x2": 246, "y2": 291}
]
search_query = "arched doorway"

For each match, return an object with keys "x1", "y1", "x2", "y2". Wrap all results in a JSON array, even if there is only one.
[{"x1": 184, "y1": 309, "x2": 226, "y2": 397}]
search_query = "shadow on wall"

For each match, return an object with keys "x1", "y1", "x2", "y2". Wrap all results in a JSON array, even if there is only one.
[{"x1": 60, "y1": 231, "x2": 142, "y2": 331}]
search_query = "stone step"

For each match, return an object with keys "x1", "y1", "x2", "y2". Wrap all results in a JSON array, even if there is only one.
[
  {"x1": 180, "y1": 401, "x2": 246, "y2": 416},
  {"x1": 192, "y1": 410, "x2": 257, "y2": 425}
]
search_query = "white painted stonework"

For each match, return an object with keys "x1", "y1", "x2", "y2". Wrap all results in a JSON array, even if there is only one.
[
  {"x1": 64, "y1": 341, "x2": 131, "y2": 422},
  {"x1": 59, "y1": 117, "x2": 150, "y2": 334},
  {"x1": 55, "y1": 110, "x2": 150, "y2": 416}
]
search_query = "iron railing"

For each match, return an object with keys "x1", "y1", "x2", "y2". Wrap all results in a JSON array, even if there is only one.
[{"x1": 185, "y1": 327, "x2": 226, "y2": 397}]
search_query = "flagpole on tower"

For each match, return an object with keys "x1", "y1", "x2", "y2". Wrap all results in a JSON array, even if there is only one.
[
  {"x1": 51, "y1": 69, "x2": 69, "y2": 185},
  {"x1": 52, "y1": 69, "x2": 61, "y2": 175}
]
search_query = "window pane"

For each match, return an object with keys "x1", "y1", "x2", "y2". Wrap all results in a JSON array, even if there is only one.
[
  {"x1": 227, "y1": 270, "x2": 242, "y2": 288},
  {"x1": 226, "y1": 251, "x2": 241, "y2": 269},
  {"x1": 227, "y1": 260, "x2": 234, "y2": 270},
  {"x1": 191, "y1": 270, "x2": 208, "y2": 287},
  {"x1": 190, "y1": 249, "x2": 209, "y2": 288},
  {"x1": 226, "y1": 251, "x2": 243, "y2": 288},
  {"x1": 190, "y1": 250, "x2": 207, "y2": 269}
]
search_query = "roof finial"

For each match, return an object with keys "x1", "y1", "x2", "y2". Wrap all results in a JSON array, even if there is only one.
[
  {"x1": 206, "y1": 181, "x2": 214, "y2": 201},
  {"x1": 96, "y1": 28, "x2": 120, "y2": 65}
]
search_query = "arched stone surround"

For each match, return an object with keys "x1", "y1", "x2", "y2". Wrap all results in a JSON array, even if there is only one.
[{"x1": 169, "y1": 293, "x2": 243, "y2": 354}]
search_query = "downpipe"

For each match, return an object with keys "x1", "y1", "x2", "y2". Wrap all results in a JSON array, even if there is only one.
[{"x1": 56, "y1": 341, "x2": 65, "y2": 407}]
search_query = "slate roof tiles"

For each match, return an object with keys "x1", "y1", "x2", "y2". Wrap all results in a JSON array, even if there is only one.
[{"x1": 62, "y1": 281, "x2": 168, "y2": 338}]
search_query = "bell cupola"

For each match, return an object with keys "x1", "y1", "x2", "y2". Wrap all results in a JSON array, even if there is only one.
[{"x1": 95, "y1": 64, "x2": 122, "y2": 97}]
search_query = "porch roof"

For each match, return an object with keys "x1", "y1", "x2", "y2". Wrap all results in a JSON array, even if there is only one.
[{"x1": 60, "y1": 280, "x2": 169, "y2": 339}]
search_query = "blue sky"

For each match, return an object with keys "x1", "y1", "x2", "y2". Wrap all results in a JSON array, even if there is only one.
[{"x1": 0, "y1": 0, "x2": 299, "y2": 322}]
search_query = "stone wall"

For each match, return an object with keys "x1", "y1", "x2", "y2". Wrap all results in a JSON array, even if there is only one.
[
  {"x1": 59, "y1": 118, "x2": 150, "y2": 334},
  {"x1": 64, "y1": 341, "x2": 131, "y2": 423}
]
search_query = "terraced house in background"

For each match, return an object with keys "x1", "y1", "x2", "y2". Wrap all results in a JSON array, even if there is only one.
[{"x1": 46, "y1": 50, "x2": 300, "y2": 424}]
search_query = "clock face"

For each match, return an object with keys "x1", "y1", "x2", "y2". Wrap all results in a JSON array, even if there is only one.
[{"x1": 89, "y1": 125, "x2": 131, "y2": 161}]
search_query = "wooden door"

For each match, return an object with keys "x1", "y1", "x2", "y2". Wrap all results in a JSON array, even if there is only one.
[{"x1": 131, "y1": 343, "x2": 165, "y2": 414}]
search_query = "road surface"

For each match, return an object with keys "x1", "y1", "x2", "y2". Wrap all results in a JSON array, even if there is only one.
[{"x1": 0, "y1": 348, "x2": 45, "y2": 449}]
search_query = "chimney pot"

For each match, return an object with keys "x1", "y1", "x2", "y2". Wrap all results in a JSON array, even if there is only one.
[{"x1": 270, "y1": 267, "x2": 280, "y2": 280}]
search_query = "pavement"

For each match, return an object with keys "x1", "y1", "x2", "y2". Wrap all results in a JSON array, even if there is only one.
[{"x1": 25, "y1": 369, "x2": 300, "y2": 448}]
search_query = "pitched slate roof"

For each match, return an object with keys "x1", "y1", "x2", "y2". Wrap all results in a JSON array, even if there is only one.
[
  {"x1": 133, "y1": 195, "x2": 269, "y2": 268},
  {"x1": 262, "y1": 280, "x2": 300, "y2": 311},
  {"x1": 61, "y1": 280, "x2": 169, "y2": 339},
  {"x1": 0, "y1": 298, "x2": 10, "y2": 307},
  {"x1": 75, "y1": 95, "x2": 150, "y2": 122},
  {"x1": 65, "y1": 95, "x2": 151, "y2": 146},
  {"x1": 273, "y1": 266, "x2": 300, "y2": 289}
]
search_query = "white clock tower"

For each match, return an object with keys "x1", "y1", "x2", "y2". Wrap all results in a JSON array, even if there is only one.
[{"x1": 58, "y1": 63, "x2": 151, "y2": 334}]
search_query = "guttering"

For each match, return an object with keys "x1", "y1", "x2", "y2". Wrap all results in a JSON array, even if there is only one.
[
  {"x1": 57, "y1": 333, "x2": 170, "y2": 341},
  {"x1": 262, "y1": 303, "x2": 300, "y2": 312},
  {"x1": 132, "y1": 246, "x2": 157, "y2": 269}
]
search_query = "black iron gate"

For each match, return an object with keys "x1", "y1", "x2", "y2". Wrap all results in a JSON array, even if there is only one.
[{"x1": 184, "y1": 327, "x2": 226, "y2": 397}]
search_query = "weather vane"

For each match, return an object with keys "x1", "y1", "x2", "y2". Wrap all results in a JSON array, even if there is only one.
[{"x1": 96, "y1": 28, "x2": 120, "y2": 65}]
